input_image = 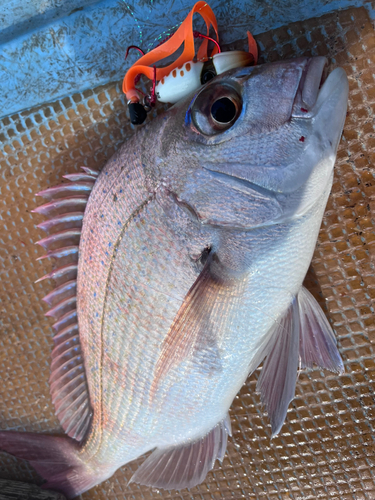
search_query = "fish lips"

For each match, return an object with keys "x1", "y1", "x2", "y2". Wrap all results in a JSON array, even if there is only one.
[
  {"x1": 292, "y1": 56, "x2": 329, "y2": 117},
  {"x1": 292, "y1": 58, "x2": 349, "y2": 151},
  {"x1": 296, "y1": 65, "x2": 349, "y2": 150}
]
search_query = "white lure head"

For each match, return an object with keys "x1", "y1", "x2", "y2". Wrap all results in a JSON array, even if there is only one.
[
  {"x1": 156, "y1": 51, "x2": 253, "y2": 104},
  {"x1": 156, "y1": 61, "x2": 204, "y2": 104},
  {"x1": 212, "y1": 51, "x2": 254, "y2": 75}
]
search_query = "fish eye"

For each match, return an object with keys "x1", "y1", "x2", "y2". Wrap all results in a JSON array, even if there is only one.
[{"x1": 190, "y1": 82, "x2": 242, "y2": 136}]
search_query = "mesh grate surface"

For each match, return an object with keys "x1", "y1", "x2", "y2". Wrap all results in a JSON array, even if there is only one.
[{"x1": 0, "y1": 6, "x2": 375, "y2": 500}]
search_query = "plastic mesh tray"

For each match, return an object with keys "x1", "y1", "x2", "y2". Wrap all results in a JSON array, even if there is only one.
[{"x1": 0, "y1": 6, "x2": 375, "y2": 500}]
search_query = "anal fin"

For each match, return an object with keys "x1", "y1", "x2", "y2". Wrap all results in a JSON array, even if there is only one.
[
  {"x1": 256, "y1": 297, "x2": 300, "y2": 436},
  {"x1": 130, "y1": 414, "x2": 231, "y2": 490}
]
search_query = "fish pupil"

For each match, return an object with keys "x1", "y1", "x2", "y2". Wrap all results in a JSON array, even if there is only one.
[{"x1": 211, "y1": 97, "x2": 236, "y2": 124}]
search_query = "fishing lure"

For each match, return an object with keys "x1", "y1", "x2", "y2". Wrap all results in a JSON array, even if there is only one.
[{"x1": 123, "y1": 1, "x2": 258, "y2": 124}]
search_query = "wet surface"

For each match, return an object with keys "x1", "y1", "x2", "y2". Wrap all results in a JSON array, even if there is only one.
[{"x1": 0, "y1": 6, "x2": 375, "y2": 500}]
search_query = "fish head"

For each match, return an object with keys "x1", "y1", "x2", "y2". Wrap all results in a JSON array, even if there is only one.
[{"x1": 150, "y1": 57, "x2": 349, "y2": 229}]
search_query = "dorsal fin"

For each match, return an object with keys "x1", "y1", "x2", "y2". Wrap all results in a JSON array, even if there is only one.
[{"x1": 34, "y1": 166, "x2": 98, "y2": 442}]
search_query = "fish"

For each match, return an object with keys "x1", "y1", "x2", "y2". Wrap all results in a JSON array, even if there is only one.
[{"x1": 0, "y1": 56, "x2": 348, "y2": 498}]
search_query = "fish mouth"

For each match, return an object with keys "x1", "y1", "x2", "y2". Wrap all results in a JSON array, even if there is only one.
[
  {"x1": 292, "y1": 57, "x2": 329, "y2": 117},
  {"x1": 292, "y1": 57, "x2": 348, "y2": 118}
]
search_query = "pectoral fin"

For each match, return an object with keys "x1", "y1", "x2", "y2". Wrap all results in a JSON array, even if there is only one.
[
  {"x1": 152, "y1": 253, "x2": 247, "y2": 393},
  {"x1": 130, "y1": 414, "x2": 231, "y2": 490},
  {"x1": 250, "y1": 286, "x2": 343, "y2": 436}
]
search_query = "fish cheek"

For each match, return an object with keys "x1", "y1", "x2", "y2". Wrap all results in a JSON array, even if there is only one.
[{"x1": 170, "y1": 169, "x2": 283, "y2": 229}]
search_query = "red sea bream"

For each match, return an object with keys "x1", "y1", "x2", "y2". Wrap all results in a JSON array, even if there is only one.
[{"x1": 0, "y1": 57, "x2": 348, "y2": 498}]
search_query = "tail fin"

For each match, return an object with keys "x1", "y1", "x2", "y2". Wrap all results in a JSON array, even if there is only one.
[{"x1": 0, "y1": 431, "x2": 109, "y2": 498}]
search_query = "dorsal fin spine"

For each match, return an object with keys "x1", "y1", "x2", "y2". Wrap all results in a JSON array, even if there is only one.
[
  {"x1": 37, "y1": 245, "x2": 79, "y2": 261},
  {"x1": 36, "y1": 229, "x2": 81, "y2": 249},
  {"x1": 37, "y1": 212, "x2": 84, "y2": 232},
  {"x1": 31, "y1": 196, "x2": 89, "y2": 216},
  {"x1": 52, "y1": 309, "x2": 78, "y2": 332},
  {"x1": 35, "y1": 264, "x2": 78, "y2": 283},
  {"x1": 53, "y1": 323, "x2": 79, "y2": 343},
  {"x1": 34, "y1": 166, "x2": 99, "y2": 442},
  {"x1": 42, "y1": 279, "x2": 77, "y2": 306},
  {"x1": 45, "y1": 296, "x2": 77, "y2": 319},
  {"x1": 36, "y1": 181, "x2": 95, "y2": 199}
]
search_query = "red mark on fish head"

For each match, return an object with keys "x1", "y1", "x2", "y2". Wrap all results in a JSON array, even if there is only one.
[{"x1": 300, "y1": 107, "x2": 308, "y2": 113}]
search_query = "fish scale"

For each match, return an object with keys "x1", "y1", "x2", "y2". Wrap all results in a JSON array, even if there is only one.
[
  {"x1": 95, "y1": 202, "x2": 203, "y2": 459},
  {"x1": 81, "y1": 182, "x2": 218, "y2": 454},
  {"x1": 77, "y1": 140, "x2": 151, "y2": 457}
]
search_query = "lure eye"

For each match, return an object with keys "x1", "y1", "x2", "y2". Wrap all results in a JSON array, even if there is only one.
[
  {"x1": 211, "y1": 97, "x2": 237, "y2": 124},
  {"x1": 201, "y1": 69, "x2": 216, "y2": 84},
  {"x1": 191, "y1": 82, "x2": 242, "y2": 135}
]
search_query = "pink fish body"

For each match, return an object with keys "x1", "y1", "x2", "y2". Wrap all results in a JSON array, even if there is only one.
[{"x1": 0, "y1": 57, "x2": 348, "y2": 498}]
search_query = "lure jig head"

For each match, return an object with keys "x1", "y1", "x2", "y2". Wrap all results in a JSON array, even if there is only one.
[{"x1": 123, "y1": 1, "x2": 258, "y2": 125}]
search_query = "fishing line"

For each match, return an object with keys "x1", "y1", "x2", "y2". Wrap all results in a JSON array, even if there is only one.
[{"x1": 122, "y1": 1, "x2": 143, "y2": 45}]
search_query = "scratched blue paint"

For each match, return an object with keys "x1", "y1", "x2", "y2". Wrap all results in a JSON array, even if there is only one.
[
  {"x1": 0, "y1": 0, "x2": 99, "y2": 45},
  {"x1": 0, "y1": 0, "x2": 373, "y2": 120}
]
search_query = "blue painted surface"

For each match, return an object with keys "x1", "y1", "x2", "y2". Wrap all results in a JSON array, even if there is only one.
[
  {"x1": 0, "y1": 0, "x2": 373, "y2": 119},
  {"x1": 0, "y1": 0, "x2": 100, "y2": 44}
]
